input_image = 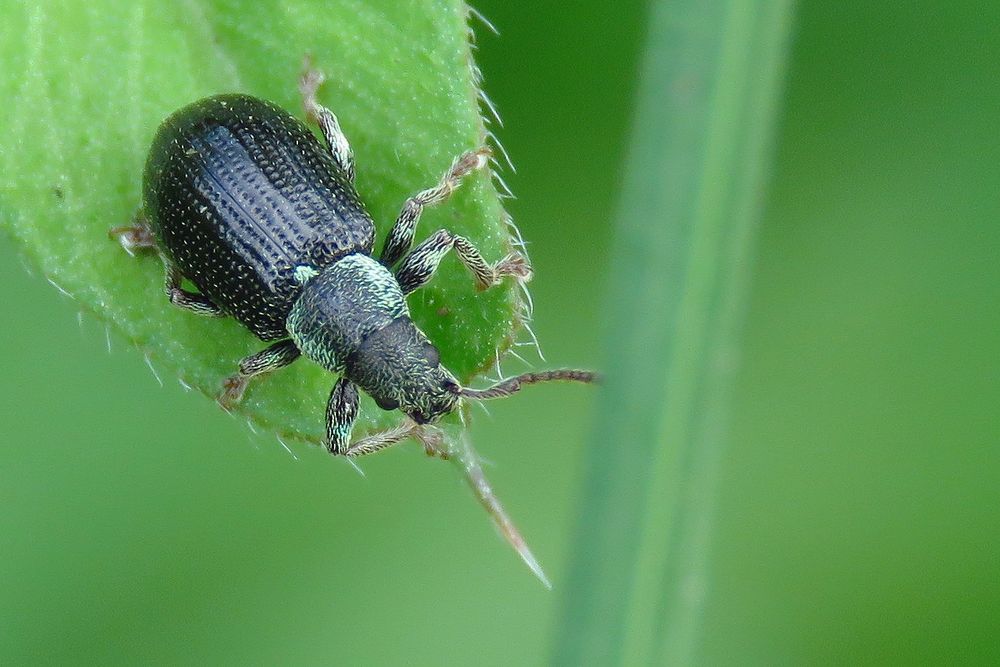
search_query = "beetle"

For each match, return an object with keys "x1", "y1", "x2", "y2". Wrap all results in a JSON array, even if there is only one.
[{"x1": 111, "y1": 66, "x2": 594, "y2": 456}]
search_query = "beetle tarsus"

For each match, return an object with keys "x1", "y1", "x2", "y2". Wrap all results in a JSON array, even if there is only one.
[
  {"x1": 219, "y1": 340, "x2": 302, "y2": 408},
  {"x1": 379, "y1": 147, "x2": 492, "y2": 267},
  {"x1": 414, "y1": 425, "x2": 450, "y2": 459},
  {"x1": 395, "y1": 229, "x2": 532, "y2": 295},
  {"x1": 299, "y1": 59, "x2": 355, "y2": 182},
  {"x1": 218, "y1": 374, "x2": 249, "y2": 410},
  {"x1": 164, "y1": 264, "x2": 226, "y2": 317},
  {"x1": 109, "y1": 215, "x2": 157, "y2": 255}
]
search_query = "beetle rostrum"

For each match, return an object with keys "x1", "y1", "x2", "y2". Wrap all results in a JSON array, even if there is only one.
[{"x1": 111, "y1": 65, "x2": 595, "y2": 457}]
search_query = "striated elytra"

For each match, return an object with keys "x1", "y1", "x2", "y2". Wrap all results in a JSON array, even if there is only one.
[
  {"x1": 146, "y1": 94, "x2": 376, "y2": 342},
  {"x1": 113, "y1": 67, "x2": 595, "y2": 458}
]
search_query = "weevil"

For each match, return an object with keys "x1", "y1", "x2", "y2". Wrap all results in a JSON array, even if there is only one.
[{"x1": 111, "y1": 66, "x2": 594, "y2": 457}]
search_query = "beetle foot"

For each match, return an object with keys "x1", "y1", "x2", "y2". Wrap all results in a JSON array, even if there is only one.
[
  {"x1": 218, "y1": 374, "x2": 249, "y2": 410},
  {"x1": 414, "y1": 425, "x2": 450, "y2": 459},
  {"x1": 478, "y1": 252, "x2": 532, "y2": 291},
  {"x1": 498, "y1": 252, "x2": 532, "y2": 281},
  {"x1": 299, "y1": 57, "x2": 326, "y2": 122},
  {"x1": 109, "y1": 222, "x2": 157, "y2": 256},
  {"x1": 451, "y1": 147, "x2": 492, "y2": 180}
]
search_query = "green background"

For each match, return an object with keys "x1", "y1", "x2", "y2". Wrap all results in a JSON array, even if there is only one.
[{"x1": 1, "y1": 0, "x2": 997, "y2": 664}]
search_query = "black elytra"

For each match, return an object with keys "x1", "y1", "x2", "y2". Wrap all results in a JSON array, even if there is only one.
[
  {"x1": 144, "y1": 94, "x2": 375, "y2": 341},
  {"x1": 126, "y1": 82, "x2": 595, "y2": 458}
]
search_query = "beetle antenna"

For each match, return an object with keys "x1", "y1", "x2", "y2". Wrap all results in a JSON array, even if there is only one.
[{"x1": 458, "y1": 369, "x2": 598, "y2": 400}]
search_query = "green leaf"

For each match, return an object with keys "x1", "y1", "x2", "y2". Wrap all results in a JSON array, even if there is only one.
[
  {"x1": 0, "y1": 0, "x2": 524, "y2": 443},
  {"x1": 552, "y1": 0, "x2": 795, "y2": 663}
]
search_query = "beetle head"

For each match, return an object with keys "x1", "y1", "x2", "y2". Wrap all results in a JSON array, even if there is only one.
[{"x1": 345, "y1": 317, "x2": 460, "y2": 424}]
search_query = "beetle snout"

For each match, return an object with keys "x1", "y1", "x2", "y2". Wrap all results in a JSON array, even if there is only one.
[
  {"x1": 408, "y1": 393, "x2": 457, "y2": 425},
  {"x1": 408, "y1": 409, "x2": 433, "y2": 425},
  {"x1": 404, "y1": 374, "x2": 460, "y2": 425}
]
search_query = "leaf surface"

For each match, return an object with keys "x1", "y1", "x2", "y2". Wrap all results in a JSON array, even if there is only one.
[{"x1": 0, "y1": 0, "x2": 523, "y2": 443}]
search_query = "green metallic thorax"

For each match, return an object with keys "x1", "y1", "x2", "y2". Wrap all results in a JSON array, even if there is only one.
[{"x1": 286, "y1": 253, "x2": 407, "y2": 372}]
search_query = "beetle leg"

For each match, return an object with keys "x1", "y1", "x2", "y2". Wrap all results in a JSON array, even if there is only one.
[
  {"x1": 342, "y1": 422, "x2": 426, "y2": 457},
  {"x1": 112, "y1": 214, "x2": 226, "y2": 317},
  {"x1": 219, "y1": 339, "x2": 302, "y2": 408},
  {"x1": 299, "y1": 62, "x2": 355, "y2": 182},
  {"x1": 379, "y1": 148, "x2": 491, "y2": 267},
  {"x1": 325, "y1": 377, "x2": 360, "y2": 454},
  {"x1": 109, "y1": 212, "x2": 157, "y2": 255},
  {"x1": 394, "y1": 228, "x2": 532, "y2": 295},
  {"x1": 325, "y1": 378, "x2": 430, "y2": 457},
  {"x1": 164, "y1": 263, "x2": 226, "y2": 317}
]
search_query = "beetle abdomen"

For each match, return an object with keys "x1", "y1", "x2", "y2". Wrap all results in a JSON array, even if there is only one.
[{"x1": 143, "y1": 94, "x2": 375, "y2": 340}]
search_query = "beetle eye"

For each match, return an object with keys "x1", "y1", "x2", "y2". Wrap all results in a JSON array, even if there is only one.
[
  {"x1": 423, "y1": 344, "x2": 440, "y2": 366},
  {"x1": 375, "y1": 395, "x2": 399, "y2": 411}
]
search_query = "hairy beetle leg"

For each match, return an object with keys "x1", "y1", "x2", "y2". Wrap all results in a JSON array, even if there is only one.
[
  {"x1": 109, "y1": 213, "x2": 157, "y2": 255},
  {"x1": 380, "y1": 148, "x2": 492, "y2": 266},
  {"x1": 325, "y1": 377, "x2": 359, "y2": 454},
  {"x1": 395, "y1": 229, "x2": 531, "y2": 295},
  {"x1": 110, "y1": 214, "x2": 226, "y2": 317},
  {"x1": 325, "y1": 377, "x2": 406, "y2": 457},
  {"x1": 325, "y1": 378, "x2": 445, "y2": 458},
  {"x1": 414, "y1": 425, "x2": 450, "y2": 459},
  {"x1": 343, "y1": 422, "x2": 421, "y2": 457},
  {"x1": 299, "y1": 59, "x2": 355, "y2": 182},
  {"x1": 218, "y1": 339, "x2": 301, "y2": 409},
  {"x1": 164, "y1": 264, "x2": 226, "y2": 317}
]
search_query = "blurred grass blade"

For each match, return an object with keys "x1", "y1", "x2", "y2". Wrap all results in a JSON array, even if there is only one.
[{"x1": 552, "y1": 0, "x2": 795, "y2": 664}]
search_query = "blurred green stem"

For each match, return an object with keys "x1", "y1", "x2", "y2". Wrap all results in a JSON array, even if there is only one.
[{"x1": 552, "y1": 1, "x2": 794, "y2": 664}]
